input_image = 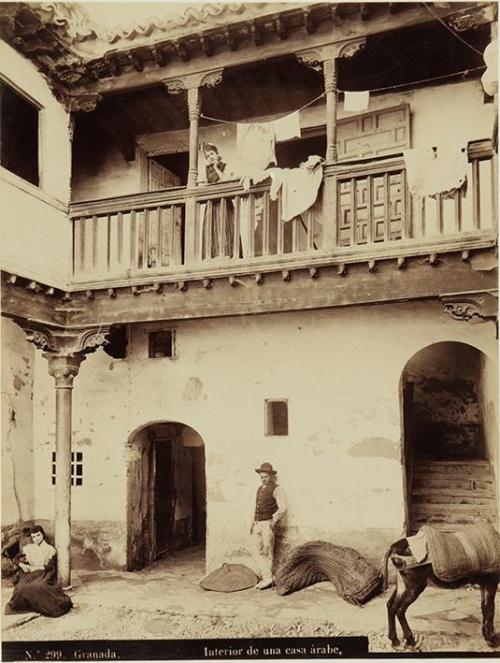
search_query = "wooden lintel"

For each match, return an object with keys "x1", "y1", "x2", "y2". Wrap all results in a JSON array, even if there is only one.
[
  {"x1": 1, "y1": 283, "x2": 68, "y2": 327},
  {"x1": 61, "y1": 252, "x2": 498, "y2": 328}
]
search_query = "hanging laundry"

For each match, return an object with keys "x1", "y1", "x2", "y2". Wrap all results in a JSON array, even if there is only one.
[
  {"x1": 344, "y1": 90, "x2": 370, "y2": 113},
  {"x1": 268, "y1": 155, "x2": 324, "y2": 222},
  {"x1": 236, "y1": 122, "x2": 276, "y2": 178},
  {"x1": 481, "y1": 39, "x2": 497, "y2": 97},
  {"x1": 274, "y1": 111, "x2": 301, "y2": 142},
  {"x1": 404, "y1": 145, "x2": 468, "y2": 198}
]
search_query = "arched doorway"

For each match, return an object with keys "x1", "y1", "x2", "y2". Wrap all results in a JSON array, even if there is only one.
[
  {"x1": 126, "y1": 422, "x2": 206, "y2": 571},
  {"x1": 401, "y1": 342, "x2": 497, "y2": 534}
]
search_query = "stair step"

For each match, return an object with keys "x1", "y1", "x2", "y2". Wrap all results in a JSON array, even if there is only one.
[
  {"x1": 412, "y1": 477, "x2": 494, "y2": 491},
  {"x1": 411, "y1": 505, "x2": 497, "y2": 520},
  {"x1": 415, "y1": 460, "x2": 490, "y2": 468},
  {"x1": 414, "y1": 464, "x2": 493, "y2": 479},
  {"x1": 412, "y1": 491, "x2": 496, "y2": 505},
  {"x1": 412, "y1": 515, "x2": 496, "y2": 527}
]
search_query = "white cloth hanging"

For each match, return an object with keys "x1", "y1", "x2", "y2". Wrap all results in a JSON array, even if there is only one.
[
  {"x1": 274, "y1": 111, "x2": 301, "y2": 142},
  {"x1": 236, "y1": 122, "x2": 276, "y2": 177},
  {"x1": 404, "y1": 145, "x2": 468, "y2": 198},
  {"x1": 267, "y1": 155, "x2": 324, "y2": 222},
  {"x1": 344, "y1": 90, "x2": 370, "y2": 113}
]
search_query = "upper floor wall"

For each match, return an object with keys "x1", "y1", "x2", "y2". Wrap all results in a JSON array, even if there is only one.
[
  {"x1": 71, "y1": 78, "x2": 495, "y2": 202},
  {"x1": 0, "y1": 41, "x2": 72, "y2": 288}
]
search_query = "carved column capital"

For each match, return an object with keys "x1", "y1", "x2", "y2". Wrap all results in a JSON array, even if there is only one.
[
  {"x1": 163, "y1": 68, "x2": 224, "y2": 94},
  {"x1": 66, "y1": 93, "x2": 102, "y2": 113},
  {"x1": 295, "y1": 48, "x2": 323, "y2": 72},
  {"x1": 296, "y1": 38, "x2": 366, "y2": 70},
  {"x1": 44, "y1": 354, "x2": 84, "y2": 388},
  {"x1": 15, "y1": 321, "x2": 110, "y2": 356},
  {"x1": 337, "y1": 37, "x2": 366, "y2": 60},
  {"x1": 440, "y1": 291, "x2": 498, "y2": 324}
]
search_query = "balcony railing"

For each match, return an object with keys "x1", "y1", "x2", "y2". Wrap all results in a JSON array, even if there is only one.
[{"x1": 70, "y1": 141, "x2": 496, "y2": 286}]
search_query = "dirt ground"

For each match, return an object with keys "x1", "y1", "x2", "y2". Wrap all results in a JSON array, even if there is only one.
[{"x1": 2, "y1": 546, "x2": 499, "y2": 655}]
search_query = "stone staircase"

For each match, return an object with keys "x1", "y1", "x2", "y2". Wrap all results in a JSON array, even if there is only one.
[{"x1": 410, "y1": 459, "x2": 498, "y2": 534}]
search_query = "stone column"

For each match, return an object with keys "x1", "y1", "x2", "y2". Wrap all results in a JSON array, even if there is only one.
[
  {"x1": 44, "y1": 354, "x2": 84, "y2": 587},
  {"x1": 18, "y1": 323, "x2": 110, "y2": 588}
]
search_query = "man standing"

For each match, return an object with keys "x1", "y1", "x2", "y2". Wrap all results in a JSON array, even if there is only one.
[{"x1": 250, "y1": 462, "x2": 287, "y2": 589}]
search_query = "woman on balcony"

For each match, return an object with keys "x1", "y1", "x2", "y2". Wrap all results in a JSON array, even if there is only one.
[
  {"x1": 4, "y1": 525, "x2": 72, "y2": 618},
  {"x1": 200, "y1": 143, "x2": 235, "y2": 260}
]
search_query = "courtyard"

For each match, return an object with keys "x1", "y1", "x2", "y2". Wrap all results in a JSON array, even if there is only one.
[{"x1": 2, "y1": 546, "x2": 499, "y2": 655}]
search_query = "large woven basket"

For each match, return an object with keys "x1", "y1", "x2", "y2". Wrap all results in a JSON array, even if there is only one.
[{"x1": 275, "y1": 540, "x2": 383, "y2": 605}]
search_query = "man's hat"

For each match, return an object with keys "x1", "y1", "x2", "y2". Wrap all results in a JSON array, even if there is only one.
[{"x1": 255, "y1": 462, "x2": 277, "y2": 475}]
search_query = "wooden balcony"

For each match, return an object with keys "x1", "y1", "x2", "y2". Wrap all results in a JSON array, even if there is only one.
[{"x1": 70, "y1": 141, "x2": 497, "y2": 289}]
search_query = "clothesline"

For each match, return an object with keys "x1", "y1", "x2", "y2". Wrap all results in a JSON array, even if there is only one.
[
  {"x1": 201, "y1": 90, "x2": 326, "y2": 125},
  {"x1": 200, "y1": 65, "x2": 486, "y2": 126}
]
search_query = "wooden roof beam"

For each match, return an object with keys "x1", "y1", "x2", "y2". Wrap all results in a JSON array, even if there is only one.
[
  {"x1": 153, "y1": 45, "x2": 168, "y2": 67},
  {"x1": 224, "y1": 27, "x2": 238, "y2": 51},
  {"x1": 303, "y1": 8, "x2": 317, "y2": 34},
  {"x1": 173, "y1": 40, "x2": 190, "y2": 62},
  {"x1": 360, "y1": 4, "x2": 372, "y2": 21},
  {"x1": 250, "y1": 20, "x2": 262, "y2": 46},
  {"x1": 200, "y1": 35, "x2": 214, "y2": 57},
  {"x1": 275, "y1": 15, "x2": 288, "y2": 40}
]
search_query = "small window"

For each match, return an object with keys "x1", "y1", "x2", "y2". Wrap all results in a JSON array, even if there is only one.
[
  {"x1": 52, "y1": 451, "x2": 83, "y2": 486},
  {"x1": 265, "y1": 399, "x2": 289, "y2": 436},
  {"x1": 149, "y1": 329, "x2": 175, "y2": 358},
  {"x1": 0, "y1": 81, "x2": 39, "y2": 186}
]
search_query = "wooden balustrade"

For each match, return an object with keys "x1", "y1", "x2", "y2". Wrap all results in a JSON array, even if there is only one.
[{"x1": 70, "y1": 141, "x2": 496, "y2": 284}]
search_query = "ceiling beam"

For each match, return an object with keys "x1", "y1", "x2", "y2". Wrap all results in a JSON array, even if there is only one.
[{"x1": 68, "y1": 3, "x2": 489, "y2": 99}]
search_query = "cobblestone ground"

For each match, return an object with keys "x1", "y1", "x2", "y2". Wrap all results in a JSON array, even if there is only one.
[{"x1": 3, "y1": 548, "x2": 499, "y2": 655}]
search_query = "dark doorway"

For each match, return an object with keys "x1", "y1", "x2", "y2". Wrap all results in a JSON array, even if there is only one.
[
  {"x1": 127, "y1": 422, "x2": 206, "y2": 570},
  {"x1": 401, "y1": 342, "x2": 497, "y2": 533},
  {"x1": 154, "y1": 440, "x2": 174, "y2": 557}
]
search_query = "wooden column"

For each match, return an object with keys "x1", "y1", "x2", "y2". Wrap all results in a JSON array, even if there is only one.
[
  {"x1": 44, "y1": 353, "x2": 84, "y2": 588},
  {"x1": 324, "y1": 58, "x2": 338, "y2": 163},
  {"x1": 187, "y1": 86, "x2": 201, "y2": 188}
]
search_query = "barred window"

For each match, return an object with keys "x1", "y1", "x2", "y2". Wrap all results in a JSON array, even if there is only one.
[{"x1": 51, "y1": 451, "x2": 83, "y2": 486}]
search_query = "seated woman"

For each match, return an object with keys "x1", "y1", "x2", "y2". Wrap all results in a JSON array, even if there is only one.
[
  {"x1": 5, "y1": 525, "x2": 72, "y2": 618},
  {"x1": 200, "y1": 143, "x2": 235, "y2": 259}
]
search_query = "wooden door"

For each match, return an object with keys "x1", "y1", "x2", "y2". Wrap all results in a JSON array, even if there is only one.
[
  {"x1": 153, "y1": 440, "x2": 175, "y2": 557},
  {"x1": 338, "y1": 104, "x2": 410, "y2": 161},
  {"x1": 171, "y1": 439, "x2": 194, "y2": 549},
  {"x1": 148, "y1": 160, "x2": 181, "y2": 191}
]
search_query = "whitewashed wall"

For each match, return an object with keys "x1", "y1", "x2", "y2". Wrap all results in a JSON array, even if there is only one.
[
  {"x1": 1, "y1": 319, "x2": 35, "y2": 526},
  {"x1": 24, "y1": 300, "x2": 498, "y2": 570},
  {"x1": 0, "y1": 41, "x2": 72, "y2": 287}
]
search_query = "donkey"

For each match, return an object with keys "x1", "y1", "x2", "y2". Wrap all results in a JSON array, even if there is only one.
[{"x1": 383, "y1": 536, "x2": 499, "y2": 648}]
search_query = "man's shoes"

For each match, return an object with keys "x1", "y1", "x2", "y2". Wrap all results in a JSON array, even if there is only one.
[{"x1": 255, "y1": 578, "x2": 273, "y2": 590}]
